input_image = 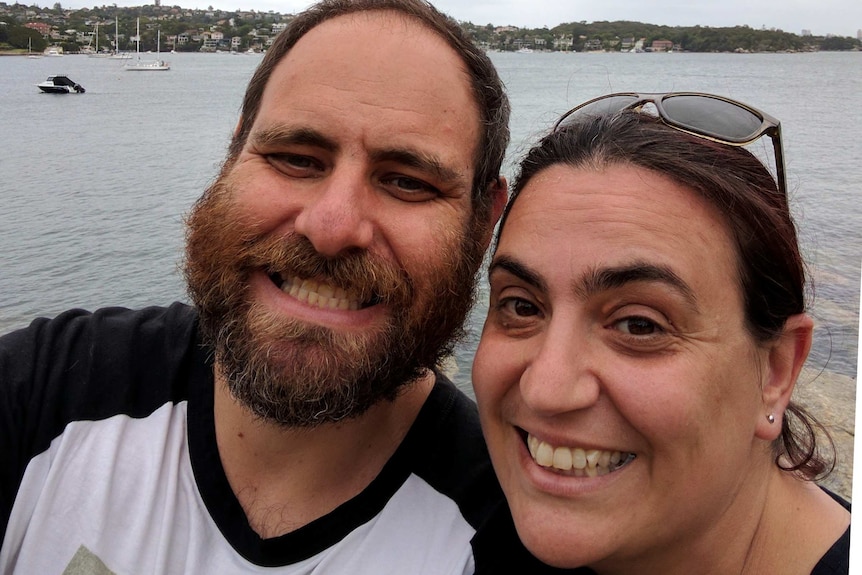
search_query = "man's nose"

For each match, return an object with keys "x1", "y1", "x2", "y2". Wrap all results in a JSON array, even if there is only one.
[{"x1": 292, "y1": 173, "x2": 375, "y2": 257}]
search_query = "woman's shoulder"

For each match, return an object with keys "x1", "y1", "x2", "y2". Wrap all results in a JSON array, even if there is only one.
[{"x1": 810, "y1": 486, "x2": 850, "y2": 575}]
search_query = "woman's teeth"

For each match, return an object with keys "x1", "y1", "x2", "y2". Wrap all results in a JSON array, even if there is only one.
[
  {"x1": 280, "y1": 276, "x2": 362, "y2": 310},
  {"x1": 527, "y1": 434, "x2": 635, "y2": 477}
]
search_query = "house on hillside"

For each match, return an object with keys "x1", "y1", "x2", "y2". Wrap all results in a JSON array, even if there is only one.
[{"x1": 651, "y1": 39, "x2": 674, "y2": 52}]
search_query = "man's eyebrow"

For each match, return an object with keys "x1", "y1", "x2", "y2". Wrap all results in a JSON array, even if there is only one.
[
  {"x1": 488, "y1": 255, "x2": 549, "y2": 293},
  {"x1": 250, "y1": 126, "x2": 339, "y2": 153},
  {"x1": 578, "y1": 262, "x2": 698, "y2": 308},
  {"x1": 370, "y1": 148, "x2": 466, "y2": 186}
]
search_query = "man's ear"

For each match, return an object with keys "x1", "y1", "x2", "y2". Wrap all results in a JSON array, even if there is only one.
[
  {"x1": 477, "y1": 176, "x2": 508, "y2": 250},
  {"x1": 755, "y1": 313, "x2": 814, "y2": 441},
  {"x1": 490, "y1": 176, "x2": 508, "y2": 226},
  {"x1": 233, "y1": 117, "x2": 244, "y2": 138}
]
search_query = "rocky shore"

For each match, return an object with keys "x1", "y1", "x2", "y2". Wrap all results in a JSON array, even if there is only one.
[{"x1": 796, "y1": 367, "x2": 856, "y2": 501}]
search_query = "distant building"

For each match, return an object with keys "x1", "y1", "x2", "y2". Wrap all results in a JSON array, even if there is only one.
[
  {"x1": 25, "y1": 21, "x2": 51, "y2": 37},
  {"x1": 858, "y1": 29, "x2": 862, "y2": 40},
  {"x1": 553, "y1": 34, "x2": 573, "y2": 50},
  {"x1": 584, "y1": 38, "x2": 603, "y2": 51},
  {"x1": 801, "y1": 29, "x2": 811, "y2": 36},
  {"x1": 651, "y1": 39, "x2": 674, "y2": 52}
]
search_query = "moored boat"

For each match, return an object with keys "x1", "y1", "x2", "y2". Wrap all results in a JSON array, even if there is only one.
[{"x1": 36, "y1": 75, "x2": 86, "y2": 94}]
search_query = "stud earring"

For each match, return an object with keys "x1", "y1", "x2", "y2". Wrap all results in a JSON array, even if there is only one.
[{"x1": 767, "y1": 413, "x2": 775, "y2": 424}]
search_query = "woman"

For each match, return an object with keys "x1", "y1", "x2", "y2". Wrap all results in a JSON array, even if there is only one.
[{"x1": 471, "y1": 93, "x2": 850, "y2": 574}]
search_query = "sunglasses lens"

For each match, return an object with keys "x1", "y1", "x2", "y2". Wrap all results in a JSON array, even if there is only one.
[
  {"x1": 557, "y1": 95, "x2": 640, "y2": 129},
  {"x1": 661, "y1": 95, "x2": 764, "y2": 142}
]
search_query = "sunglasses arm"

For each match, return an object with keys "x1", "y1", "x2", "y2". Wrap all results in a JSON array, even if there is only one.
[{"x1": 771, "y1": 124, "x2": 786, "y2": 197}]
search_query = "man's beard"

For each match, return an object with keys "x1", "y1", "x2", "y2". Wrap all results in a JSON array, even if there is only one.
[{"x1": 184, "y1": 174, "x2": 486, "y2": 428}]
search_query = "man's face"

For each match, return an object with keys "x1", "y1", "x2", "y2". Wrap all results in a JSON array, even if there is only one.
[{"x1": 185, "y1": 11, "x2": 492, "y2": 427}]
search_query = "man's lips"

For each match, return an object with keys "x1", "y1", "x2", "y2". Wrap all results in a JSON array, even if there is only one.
[{"x1": 269, "y1": 272, "x2": 379, "y2": 310}]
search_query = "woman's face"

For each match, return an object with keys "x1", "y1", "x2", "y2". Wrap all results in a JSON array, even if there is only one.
[{"x1": 473, "y1": 163, "x2": 774, "y2": 570}]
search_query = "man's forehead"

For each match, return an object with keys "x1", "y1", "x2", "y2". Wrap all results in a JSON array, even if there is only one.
[{"x1": 273, "y1": 10, "x2": 475, "y2": 99}]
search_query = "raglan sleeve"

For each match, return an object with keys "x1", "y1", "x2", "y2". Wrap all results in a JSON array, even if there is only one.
[{"x1": 0, "y1": 310, "x2": 97, "y2": 544}]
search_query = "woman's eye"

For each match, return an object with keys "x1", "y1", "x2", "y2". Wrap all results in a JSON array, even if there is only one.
[
  {"x1": 614, "y1": 316, "x2": 662, "y2": 336},
  {"x1": 501, "y1": 298, "x2": 540, "y2": 318}
]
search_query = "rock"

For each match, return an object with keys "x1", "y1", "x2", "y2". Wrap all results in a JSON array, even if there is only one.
[{"x1": 795, "y1": 367, "x2": 856, "y2": 501}]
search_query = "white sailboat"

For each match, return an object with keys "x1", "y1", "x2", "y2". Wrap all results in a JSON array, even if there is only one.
[
  {"x1": 125, "y1": 18, "x2": 170, "y2": 71},
  {"x1": 109, "y1": 16, "x2": 131, "y2": 59},
  {"x1": 87, "y1": 22, "x2": 110, "y2": 57},
  {"x1": 28, "y1": 37, "x2": 42, "y2": 59}
]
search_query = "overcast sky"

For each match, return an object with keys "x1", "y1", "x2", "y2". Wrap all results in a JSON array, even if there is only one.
[{"x1": 51, "y1": 0, "x2": 862, "y2": 38}]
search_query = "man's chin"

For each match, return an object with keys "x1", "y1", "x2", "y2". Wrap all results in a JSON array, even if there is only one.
[{"x1": 216, "y1": 319, "x2": 419, "y2": 427}]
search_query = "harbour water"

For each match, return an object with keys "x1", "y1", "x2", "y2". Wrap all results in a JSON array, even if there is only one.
[{"x1": 0, "y1": 50, "x2": 859, "y2": 394}]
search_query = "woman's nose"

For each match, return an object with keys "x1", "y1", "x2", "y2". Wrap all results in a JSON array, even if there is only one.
[{"x1": 519, "y1": 326, "x2": 601, "y2": 416}]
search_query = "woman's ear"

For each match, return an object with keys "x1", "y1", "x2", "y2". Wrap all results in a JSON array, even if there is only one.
[{"x1": 755, "y1": 313, "x2": 814, "y2": 440}]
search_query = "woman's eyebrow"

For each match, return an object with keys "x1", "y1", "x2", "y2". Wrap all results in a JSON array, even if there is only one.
[
  {"x1": 488, "y1": 255, "x2": 548, "y2": 293},
  {"x1": 578, "y1": 262, "x2": 699, "y2": 309}
]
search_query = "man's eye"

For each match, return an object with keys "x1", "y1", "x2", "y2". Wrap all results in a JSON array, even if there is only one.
[
  {"x1": 390, "y1": 176, "x2": 425, "y2": 190},
  {"x1": 614, "y1": 316, "x2": 661, "y2": 336},
  {"x1": 267, "y1": 154, "x2": 320, "y2": 171},
  {"x1": 381, "y1": 175, "x2": 440, "y2": 201}
]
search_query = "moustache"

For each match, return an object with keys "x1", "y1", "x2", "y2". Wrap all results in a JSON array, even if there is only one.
[{"x1": 240, "y1": 233, "x2": 413, "y2": 309}]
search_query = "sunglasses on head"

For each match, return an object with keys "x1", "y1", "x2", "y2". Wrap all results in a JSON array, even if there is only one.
[{"x1": 553, "y1": 92, "x2": 785, "y2": 196}]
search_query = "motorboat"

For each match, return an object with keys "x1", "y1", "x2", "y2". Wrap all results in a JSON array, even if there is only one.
[{"x1": 37, "y1": 75, "x2": 86, "y2": 94}]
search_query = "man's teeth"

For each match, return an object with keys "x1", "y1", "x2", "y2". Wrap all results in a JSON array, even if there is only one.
[
  {"x1": 527, "y1": 434, "x2": 634, "y2": 477},
  {"x1": 281, "y1": 277, "x2": 361, "y2": 311}
]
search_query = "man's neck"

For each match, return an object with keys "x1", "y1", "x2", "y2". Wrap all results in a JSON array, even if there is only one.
[{"x1": 213, "y1": 370, "x2": 435, "y2": 538}]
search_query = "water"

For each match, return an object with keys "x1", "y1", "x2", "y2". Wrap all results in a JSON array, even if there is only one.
[{"x1": 1, "y1": 51, "x2": 859, "y2": 394}]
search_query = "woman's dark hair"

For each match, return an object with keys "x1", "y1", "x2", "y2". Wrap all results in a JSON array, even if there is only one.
[
  {"x1": 230, "y1": 0, "x2": 510, "y2": 224},
  {"x1": 498, "y1": 111, "x2": 833, "y2": 480}
]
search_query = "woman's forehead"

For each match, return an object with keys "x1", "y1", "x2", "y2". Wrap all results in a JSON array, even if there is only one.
[{"x1": 498, "y1": 163, "x2": 740, "y2": 291}]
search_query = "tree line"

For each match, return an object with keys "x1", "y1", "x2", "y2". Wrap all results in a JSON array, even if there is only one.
[
  {"x1": 1, "y1": 4, "x2": 860, "y2": 53},
  {"x1": 464, "y1": 20, "x2": 860, "y2": 52}
]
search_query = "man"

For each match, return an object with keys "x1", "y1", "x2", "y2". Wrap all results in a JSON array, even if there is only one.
[{"x1": 0, "y1": 0, "x2": 510, "y2": 572}]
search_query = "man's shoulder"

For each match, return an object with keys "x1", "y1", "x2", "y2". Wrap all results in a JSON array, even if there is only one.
[
  {"x1": 0, "y1": 303, "x2": 211, "y2": 552},
  {"x1": 2, "y1": 302, "x2": 198, "y2": 349},
  {"x1": 0, "y1": 302, "x2": 208, "y2": 444}
]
